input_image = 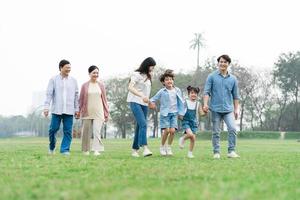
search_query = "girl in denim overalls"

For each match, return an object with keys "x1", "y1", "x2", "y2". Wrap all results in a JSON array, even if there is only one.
[{"x1": 179, "y1": 86, "x2": 205, "y2": 158}]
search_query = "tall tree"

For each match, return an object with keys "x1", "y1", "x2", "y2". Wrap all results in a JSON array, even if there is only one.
[
  {"x1": 248, "y1": 71, "x2": 275, "y2": 130},
  {"x1": 190, "y1": 33, "x2": 205, "y2": 69},
  {"x1": 230, "y1": 63, "x2": 257, "y2": 131},
  {"x1": 273, "y1": 51, "x2": 300, "y2": 130},
  {"x1": 106, "y1": 77, "x2": 135, "y2": 138}
]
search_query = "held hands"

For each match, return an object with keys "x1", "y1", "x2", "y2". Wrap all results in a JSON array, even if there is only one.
[
  {"x1": 148, "y1": 102, "x2": 156, "y2": 109},
  {"x1": 43, "y1": 109, "x2": 49, "y2": 117},
  {"x1": 202, "y1": 105, "x2": 209, "y2": 113},
  {"x1": 75, "y1": 112, "x2": 80, "y2": 119},
  {"x1": 199, "y1": 109, "x2": 207, "y2": 117},
  {"x1": 142, "y1": 96, "x2": 149, "y2": 103},
  {"x1": 178, "y1": 115, "x2": 183, "y2": 120}
]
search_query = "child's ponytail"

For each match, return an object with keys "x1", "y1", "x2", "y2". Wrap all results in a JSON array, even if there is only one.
[{"x1": 187, "y1": 86, "x2": 200, "y2": 94}]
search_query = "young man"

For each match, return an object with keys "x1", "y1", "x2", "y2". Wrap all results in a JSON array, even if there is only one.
[
  {"x1": 44, "y1": 59, "x2": 79, "y2": 155},
  {"x1": 203, "y1": 55, "x2": 240, "y2": 159}
]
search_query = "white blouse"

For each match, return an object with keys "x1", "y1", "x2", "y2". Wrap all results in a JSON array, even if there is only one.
[{"x1": 127, "y1": 72, "x2": 151, "y2": 106}]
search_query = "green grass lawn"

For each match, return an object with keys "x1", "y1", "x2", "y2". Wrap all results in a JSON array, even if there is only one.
[{"x1": 0, "y1": 137, "x2": 299, "y2": 200}]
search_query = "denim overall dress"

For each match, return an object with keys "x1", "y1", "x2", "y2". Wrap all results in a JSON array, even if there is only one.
[{"x1": 182, "y1": 101, "x2": 198, "y2": 134}]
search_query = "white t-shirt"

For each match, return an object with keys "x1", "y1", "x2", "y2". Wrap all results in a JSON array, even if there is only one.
[
  {"x1": 62, "y1": 77, "x2": 67, "y2": 114},
  {"x1": 186, "y1": 100, "x2": 197, "y2": 110},
  {"x1": 168, "y1": 88, "x2": 178, "y2": 113},
  {"x1": 126, "y1": 72, "x2": 151, "y2": 106}
]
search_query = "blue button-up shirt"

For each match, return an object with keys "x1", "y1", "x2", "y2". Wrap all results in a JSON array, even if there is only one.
[
  {"x1": 150, "y1": 87, "x2": 185, "y2": 117},
  {"x1": 204, "y1": 70, "x2": 240, "y2": 113},
  {"x1": 44, "y1": 74, "x2": 79, "y2": 115}
]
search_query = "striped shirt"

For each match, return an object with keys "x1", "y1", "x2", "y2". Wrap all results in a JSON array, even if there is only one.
[{"x1": 44, "y1": 74, "x2": 79, "y2": 115}]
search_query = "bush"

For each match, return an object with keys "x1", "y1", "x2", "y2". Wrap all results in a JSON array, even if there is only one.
[
  {"x1": 238, "y1": 131, "x2": 280, "y2": 139},
  {"x1": 284, "y1": 132, "x2": 300, "y2": 139},
  {"x1": 192, "y1": 131, "x2": 300, "y2": 140}
]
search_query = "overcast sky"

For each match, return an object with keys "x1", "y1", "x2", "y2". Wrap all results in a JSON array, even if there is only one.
[{"x1": 0, "y1": 0, "x2": 299, "y2": 116}]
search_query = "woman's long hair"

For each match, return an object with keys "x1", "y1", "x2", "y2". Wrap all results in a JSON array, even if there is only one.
[{"x1": 135, "y1": 57, "x2": 156, "y2": 82}]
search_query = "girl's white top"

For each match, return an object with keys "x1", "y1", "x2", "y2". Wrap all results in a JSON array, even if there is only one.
[{"x1": 186, "y1": 99, "x2": 197, "y2": 110}]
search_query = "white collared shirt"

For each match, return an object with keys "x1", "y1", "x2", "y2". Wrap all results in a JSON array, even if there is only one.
[
  {"x1": 62, "y1": 77, "x2": 67, "y2": 114},
  {"x1": 44, "y1": 74, "x2": 79, "y2": 115}
]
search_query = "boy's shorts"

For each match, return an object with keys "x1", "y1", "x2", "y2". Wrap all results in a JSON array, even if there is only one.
[{"x1": 160, "y1": 113, "x2": 178, "y2": 130}]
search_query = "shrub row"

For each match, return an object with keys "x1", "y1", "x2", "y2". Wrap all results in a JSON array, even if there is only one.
[{"x1": 193, "y1": 131, "x2": 300, "y2": 140}]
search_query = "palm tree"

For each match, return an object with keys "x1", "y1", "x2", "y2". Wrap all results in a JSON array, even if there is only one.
[{"x1": 190, "y1": 33, "x2": 205, "y2": 68}]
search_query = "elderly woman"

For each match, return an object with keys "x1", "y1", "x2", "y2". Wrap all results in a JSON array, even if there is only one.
[{"x1": 79, "y1": 65, "x2": 109, "y2": 156}]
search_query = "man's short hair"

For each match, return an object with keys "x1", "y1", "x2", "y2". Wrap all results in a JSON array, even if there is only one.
[
  {"x1": 59, "y1": 59, "x2": 70, "y2": 70},
  {"x1": 217, "y1": 55, "x2": 231, "y2": 64}
]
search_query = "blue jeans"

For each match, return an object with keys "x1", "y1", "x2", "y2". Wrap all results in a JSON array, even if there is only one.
[
  {"x1": 49, "y1": 114, "x2": 73, "y2": 153},
  {"x1": 211, "y1": 111, "x2": 237, "y2": 153},
  {"x1": 130, "y1": 102, "x2": 148, "y2": 150}
]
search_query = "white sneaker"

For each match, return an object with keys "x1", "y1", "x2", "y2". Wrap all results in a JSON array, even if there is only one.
[
  {"x1": 61, "y1": 152, "x2": 70, "y2": 156},
  {"x1": 143, "y1": 148, "x2": 153, "y2": 157},
  {"x1": 132, "y1": 150, "x2": 140, "y2": 157},
  {"x1": 179, "y1": 137, "x2": 185, "y2": 149},
  {"x1": 160, "y1": 146, "x2": 167, "y2": 156},
  {"x1": 187, "y1": 152, "x2": 194, "y2": 158},
  {"x1": 48, "y1": 149, "x2": 55, "y2": 155},
  {"x1": 213, "y1": 153, "x2": 220, "y2": 159},
  {"x1": 94, "y1": 151, "x2": 101, "y2": 156},
  {"x1": 166, "y1": 146, "x2": 173, "y2": 156},
  {"x1": 99, "y1": 146, "x2": 105, "y2": 152},
  {"x1": 83, "y1": 151, "x2": 90, "y2": 156},
  {"x1": 227, "y1": 151, "x2": 240, "y2": 158}
]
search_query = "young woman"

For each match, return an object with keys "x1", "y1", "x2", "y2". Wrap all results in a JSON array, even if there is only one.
[{"x1": 127, "y1": 57, "x2": 156, "y2": 157}]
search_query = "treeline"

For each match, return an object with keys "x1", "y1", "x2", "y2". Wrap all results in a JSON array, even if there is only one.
[
  {"x1": 0, "y1": 52, "x2": 299, "y2": 138},
  {"x1": 0, "y1": 114, "x2": 49, "y2": 137},
  {"x1": 107, "y1": 52, "x2": 300, "y2": 137}
]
